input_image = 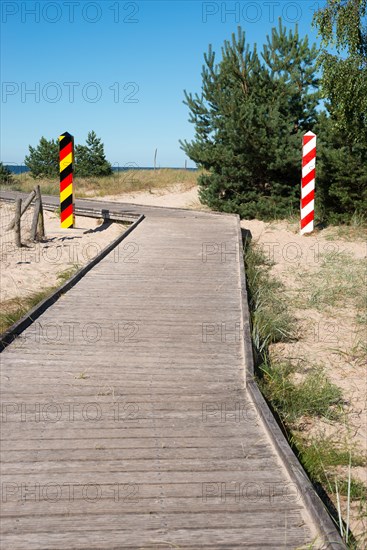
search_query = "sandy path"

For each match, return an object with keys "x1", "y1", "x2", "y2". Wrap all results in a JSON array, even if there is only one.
[{"x1": 95, "y1": 183, "x2": 202, "y2": 209}]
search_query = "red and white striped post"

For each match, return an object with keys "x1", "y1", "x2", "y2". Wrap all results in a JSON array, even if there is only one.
[{"x1": 300, "y1": 131, "x2": 316, "y2": 235}]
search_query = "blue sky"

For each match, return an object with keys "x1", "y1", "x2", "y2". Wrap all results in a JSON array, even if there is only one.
[{"x1": 1, "y1": 0, "x2": 324, "y2": 167}]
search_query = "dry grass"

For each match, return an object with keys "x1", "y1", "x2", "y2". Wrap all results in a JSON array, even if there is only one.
[
  {"x1": 0, "y1": 266, "x2": 79, "y2": 334},
  {"x1": 4, "y1": 169, "x2": 200, "y2": 198},
  {"x1": 324, "y1": 213, "x2": 367, "y2": 242},
  {"x1": 245, "y1": 241, "x2": 367, "y2": 548},
  {"x1": 293, "y1": 251, "x2": 366, "y2": 313}
]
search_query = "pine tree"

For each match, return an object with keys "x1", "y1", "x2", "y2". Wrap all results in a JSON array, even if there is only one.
[
  {"x1": 0, "y1": 162, "x2": 14, "y2": 185},
  {"x1": 24, "y1": 137, "x2": 59, "y2": 178},
  {"x1": 74, "y1": 144, "x2": 89, "y2": 177},
  {"x1": 75, "y1": 131, "x2": 112, "y2": 177},
  {"x1": 180, "y1": 21, "x2": 319, "y2": 219},
  {"x1": 261, "y1": 20, "x2": 319, "y2": 131}
]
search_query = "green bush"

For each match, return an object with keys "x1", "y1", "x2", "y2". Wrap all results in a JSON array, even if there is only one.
[
  {"x1": 315, "y1": 113, "x2": 367, "y2": 224},
  {"x1": 0, "y1": 162, "x2": 14, "y2": 185},
  {"x1": 25, "y1": 137, "x2": 59, "y2": 178}
]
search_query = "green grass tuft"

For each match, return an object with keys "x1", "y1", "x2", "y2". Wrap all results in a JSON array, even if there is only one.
[
  {"x1": 245, "y1": 244, "x2": 295, "y2": 356},
  {"x1": 2, "y1": 169, "x2": 200, "y2": 198},
  {"x1": 259, "y1": 361, "x2": 343, "y2": 423},
  {"x1": 294, "y1": 435, "x2": 367, "y2": 501},
  {"x1": 57, "y1": 265, "x2": 79, "y2": 284}
]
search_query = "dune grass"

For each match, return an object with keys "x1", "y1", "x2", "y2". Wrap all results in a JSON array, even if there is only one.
[
  {"x1": 0, "y1": 266, "x2": 79, "y2": 334},
  {"x1": 324, "y1": 212, "x2": 367, "y2": 241},
  {"x1": 294, "y1": 251, "x2": 366, "y2": 313},
  {"x1": 245, "y1": 245, "x2": 295, "y2": 357},
  {"x1": 244, "y1": 243, "x2": 343, "y2": 424},
  {"x1": 244, "y1": 240, "x2": 367, "y2": 546},
  {"x1": 259, "y1": 360, "x2": 343, "y2": 424},
  {"x1": 3, "y1": 169, "x2": 200, "y2": 198}
]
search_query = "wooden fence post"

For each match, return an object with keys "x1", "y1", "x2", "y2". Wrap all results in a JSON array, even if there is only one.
[
  {"x1": 31, "y1": 190, "x2": 41, "y2": 241},
  {"x1": 30, "y1": 185, "x2": 45, "y2": 241},
  {"x1": 6, "y1": 189, "x2": 36, "y2": 231},
  {"x1": 36, "y1": 185, "x2": 45, "y2": 239},
  {"x1": 14, "y1": 198, "x2": 21, "y2": 247}
]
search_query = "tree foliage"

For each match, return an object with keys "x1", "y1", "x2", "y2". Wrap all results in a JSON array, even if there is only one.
[
  {"x1": 75, "y1": 131, "x2": 112, "y2": 177},
  {"x1": 313, "y1": 0, "x2": 367, "y2": 143},
  {"x1": 180, "y1": 20, "x2": 319, "y2": 219},
  {"x1": 25, "y1": 132, "x2": 112, "y2": 179},
  {"x1": 25, "y1": 137, "x2": 59, "y2": 178},
  {"x1": 315, "y1": 112, "x2": 367, "y2": 222},
  {"x1": 0, "y1": 162, "x2": 14, "y2": 185}
]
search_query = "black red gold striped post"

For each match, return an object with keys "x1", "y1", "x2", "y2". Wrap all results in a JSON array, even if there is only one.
[{"x1": 59, "y1": 131, "x2": 75, "y2": 228}]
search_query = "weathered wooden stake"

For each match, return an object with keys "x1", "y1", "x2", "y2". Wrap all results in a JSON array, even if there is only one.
[
  {"x1": 31, "y1": 185, "x2": 45, "y2": 241},
  {"x1": 31, "y1": 192, "x2": 41, "y2": 241},
  {"x1": 14, "y1": 198, "x2": 21, "y2": 247},
  {"x1": 35, "y1": 185, "x2": 45, "y2": 239},
  {"x1": 6, "y1": 189, "x2": 36, "y2": 231}
]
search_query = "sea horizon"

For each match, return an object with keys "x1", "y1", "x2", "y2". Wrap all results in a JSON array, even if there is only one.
[{"x1": 4, "y1": 165, "x2": 198, "y2": 174}]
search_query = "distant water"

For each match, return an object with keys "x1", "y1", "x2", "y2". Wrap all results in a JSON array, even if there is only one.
[
  {"x1": 5, "y1": 165, "x2": 30, "y2": 174},
  {"x1": 5, "y1": 165, "x2": 197, "y2": 174},
  {"x1": 112, "y1": 166, "x2": 198, "y2": 172}
]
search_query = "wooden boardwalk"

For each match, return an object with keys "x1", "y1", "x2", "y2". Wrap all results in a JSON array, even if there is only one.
[{"x1": 0, "y1": 194, "x2": 343, "y2": 549}]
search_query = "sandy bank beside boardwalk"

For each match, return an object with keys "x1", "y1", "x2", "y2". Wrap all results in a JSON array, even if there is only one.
[{"x1": 0, "y1": 204, "x2": 125, "y2": 302}]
